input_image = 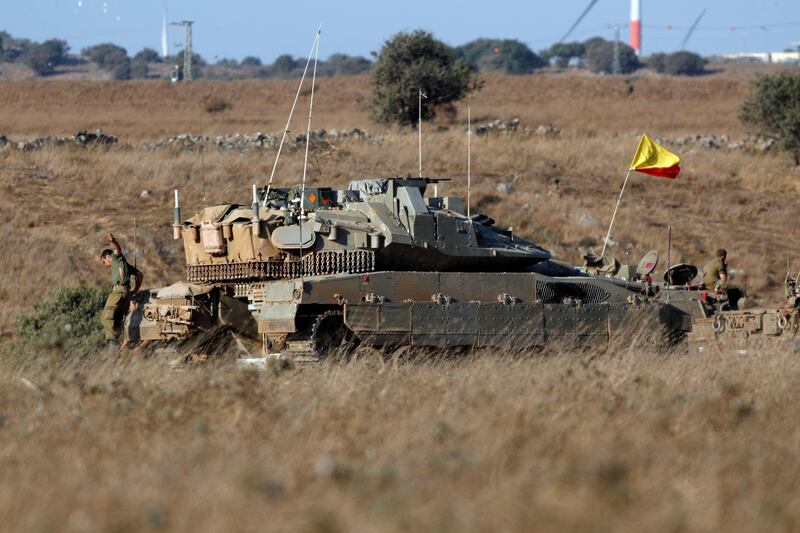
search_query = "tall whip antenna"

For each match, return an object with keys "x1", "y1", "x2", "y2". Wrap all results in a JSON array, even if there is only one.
[
  {"x1": 418, "y1": 89, "x2": 429, "y2": 192},
  {"x1": 467, "y1": 106, "x2": 472, "y2": 218},
  {"x1": 263, "y1": 28, "x2": 321, "y2": 206},
  {"x1": 133, "y1": 217, "x2": 137, "y2": 269},
  {"x1": 299, "y1": 27, "x2": 321, "y2": 281}
]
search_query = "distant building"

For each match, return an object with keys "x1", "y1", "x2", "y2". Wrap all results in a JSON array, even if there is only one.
[{"x1": 723, "y1": 51, "x2": 800, "y2": 64}]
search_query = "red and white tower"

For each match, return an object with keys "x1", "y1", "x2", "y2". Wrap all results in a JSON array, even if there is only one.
[{"x1": 630, "y1": 0, "x2": 641, "y2": 55}]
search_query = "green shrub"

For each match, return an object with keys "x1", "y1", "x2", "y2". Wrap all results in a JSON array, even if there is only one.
[
  {"x1": 8, "y1": 285, "x2": 109, "y2": 360},
  {"x1": 133, "y1": 47, "x2": 161, "y2": 64},
  {"x1": 23, "y1": 39, "x2": 69, "y2": 76},
  {"x1": 82, "y1": 43, "x2": 131, "y2": 80},
  {"x1": 649, "y1": 51, "x2": 706, "y2": 76},
  {"x1": 585, "y1": 38, "x2": 641, "y2": 74},
  {"x1": 371, "y1": 30, "x2": 481, "y2": 126},
  {"x1": 457, "y1": 38, "x2": 545, "y2": 75},
  {"x1": 741, "y1": 73, "x2": 800, "y2": 164}
]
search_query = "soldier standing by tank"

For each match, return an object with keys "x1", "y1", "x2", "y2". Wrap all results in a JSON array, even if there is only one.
[
  {"x1": 99, "y1": 232, "x2": 143, "y2": 348},
  {"x1": 703, "y1": 248, "x2": 729, "y2": 290}
]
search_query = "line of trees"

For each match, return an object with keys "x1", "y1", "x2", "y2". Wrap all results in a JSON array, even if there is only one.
[{"x1": 1, "y1": 29, "x2": 709, "y2": 81}]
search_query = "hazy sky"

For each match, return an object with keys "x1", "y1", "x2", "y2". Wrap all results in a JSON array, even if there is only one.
[{"x1": 4, "y1": 0, "x2": 799, "y2": 61}]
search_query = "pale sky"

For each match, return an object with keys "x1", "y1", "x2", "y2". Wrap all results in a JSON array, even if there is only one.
[{"x1": 4, "y1": 0, "x2": 799, "y2": 61}]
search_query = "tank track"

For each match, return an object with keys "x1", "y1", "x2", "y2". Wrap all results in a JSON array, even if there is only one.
[{"x1": 186, "y1": 250, "x2": 376, "y2": 283}]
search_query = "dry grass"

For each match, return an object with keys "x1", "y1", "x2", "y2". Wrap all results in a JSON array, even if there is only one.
[
  {"x1": 2, "y1": 69, "x2": 800, "y2": 532},
  {"x1": 2, "y1": 346, "x2": 800, "y2": 532}
]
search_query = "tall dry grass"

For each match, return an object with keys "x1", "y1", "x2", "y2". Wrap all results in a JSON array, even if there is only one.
[{"x1": 2, "y1": 343, "x2": 800, "y2": 532}]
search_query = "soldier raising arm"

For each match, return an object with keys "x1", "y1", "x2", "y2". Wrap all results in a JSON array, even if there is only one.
[{"x1": 99, "y1": 232, "x2": 143, "y2": 348}]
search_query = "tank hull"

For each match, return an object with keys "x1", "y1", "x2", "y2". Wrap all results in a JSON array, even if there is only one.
[{"x1": 247, "y1": 270, "x2": 691, "y2": 358}]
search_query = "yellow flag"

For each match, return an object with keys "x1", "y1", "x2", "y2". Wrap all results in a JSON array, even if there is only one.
[{"x1": 629, "y1": 133, "x2": 681, "y2": 178}]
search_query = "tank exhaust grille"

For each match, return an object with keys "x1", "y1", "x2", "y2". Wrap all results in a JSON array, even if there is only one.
[{"x1": 535, "y1": 280, "x2": 610, "y2": 304}]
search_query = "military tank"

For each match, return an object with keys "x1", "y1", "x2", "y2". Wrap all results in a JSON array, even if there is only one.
[{"x1": 123, "y1": 177, "x2": 693, "y2": 360}]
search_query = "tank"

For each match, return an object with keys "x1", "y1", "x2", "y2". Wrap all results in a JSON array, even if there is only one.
[
  {"x1": 684, "y1": 273, "x2": 800, "y2": 354},
  {"x1": 123, "y1": 177, "x2": 693, "y2": 360}
]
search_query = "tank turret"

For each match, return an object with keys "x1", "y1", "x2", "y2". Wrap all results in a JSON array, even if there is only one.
[{"x1": 176, "y1": 177, "x2": 551, "y2": 284}]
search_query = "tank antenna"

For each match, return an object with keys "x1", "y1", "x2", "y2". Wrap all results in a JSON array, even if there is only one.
[
  {"x1": 263, "y1": 28, "x2": 321, "y2": 206},
  {"x1": 299, "y1": 26, "x2": 321, "y2": 280},
  {"x1": 200, "y1": 127, "x2": 206, "y2": 202},
  {"x1": 666, "y1": 225, "x2": 672, "y2": 303},
  {"x1": 418, "y1": 88, "x2": 432, "y2": 194},
  {"x1": 467, "y1": 106, "x2": 472, "y2": 218}
]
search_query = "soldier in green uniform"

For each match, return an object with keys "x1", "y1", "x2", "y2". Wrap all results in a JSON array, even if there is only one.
[
  {"x1": 100, "y1": 232, "x2": 143, "y2": 346},
  {"x1": 703, "y1": 248, "x2": 728, "y2": 290}
]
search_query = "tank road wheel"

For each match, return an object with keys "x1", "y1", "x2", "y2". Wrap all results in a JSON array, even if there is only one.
[{"x1": 311, "y1": 310, "x2": 353, "y2": 359}]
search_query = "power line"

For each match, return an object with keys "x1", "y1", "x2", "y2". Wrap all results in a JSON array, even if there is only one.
[{"x1": 558, "y1": 0, "x2": 601, "y2": 44}]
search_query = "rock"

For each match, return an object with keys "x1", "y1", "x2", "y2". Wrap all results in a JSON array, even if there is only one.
[
  {"x1": 72, "y1": 129, "x2": 117, "y2": 146},
  {"x1": 475, "y1": 118, "x2": 523, "y2": 136},
  {"x1": 579, "y1": 213, "x2": 600, "y2": 227},
  {"x1": 139, "y1": 190, "x2": 151, "y2": 199},
  {"x1": 529, "y1": 124, "x2": 561, "y2": 138},
  {"x1": 496, "y1": 182, "x2": 513, "y2": 193}
]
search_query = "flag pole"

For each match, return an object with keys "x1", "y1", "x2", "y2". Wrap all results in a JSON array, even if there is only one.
[{"x1": 601, "y1": 169, "x2": 632, "y2": 258}]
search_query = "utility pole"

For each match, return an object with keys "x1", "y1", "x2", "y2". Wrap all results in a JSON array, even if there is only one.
[
  {"x1": 612, "y1": 24, "x2": 621, "y2": 75},
  {"x1": 170, "y1": 20, "x2": 194, "y2": 81}
]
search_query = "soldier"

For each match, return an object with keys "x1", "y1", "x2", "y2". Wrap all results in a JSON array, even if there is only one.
[
  {"x1": 100, "y1": 232, "x2": 143, "y2": 347},
  {"x1": 703, "y1": 248, "x2": 728, "y2": 290}
]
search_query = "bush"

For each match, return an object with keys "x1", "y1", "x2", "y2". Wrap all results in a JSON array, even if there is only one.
[
  {"x1": 371, "y1": 30, "x2": 481, "y2": 126},
  {"x1": 457, "y1": 38, "x2": 545, "y2": 75},
  {"x1": 741, "y1": 73, "x2": 800, "y2": 164},
  {"x1": 241, "y1": 56, "x2": 261, "y2": 67},
  {"x1": 648, "y1": 51, "x2": 705, "y2": 76},
  {"x1": 133, "y1": 47, "x2": 161, "y2": 64},
  {"x1": 131, "y1": 60, "x2": 149, "y2": 79},
  {"x1": 23, "y1": 39, "x2": 69, "y2": 76},
  {"x1": 7, "y1": 285, "x2": 109, "y2": 360},
  {"x1": 82, "y1": 43, "x2": 131, "y2": 79},
  {"x1": 204, "y1": 96, "x2": 232, "y2": 113},
  {"x1": 323, "y1": 53, "x2": 371, "y2": 76},
  {"x1": 585, "y1": 38, "x2": 641, "y2": 74},
  {"x1": 270, "y1": 54, "x2": 299, "y2": 77}
]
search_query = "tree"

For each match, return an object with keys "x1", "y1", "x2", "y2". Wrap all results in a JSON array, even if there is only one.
[
  {"x1": 648, "y1": 51, "x2": 706, "y2": 76},
  {"x1": 82, "y1": 43, "x2": 131, "y2": 79},
  {"x1": 270, "y1": 54, "x2": 299, "y2": 76},
  {"x1": 740, "y1": 73, "x2": 800, "y2": 164},
  {"x1": 241, "y1": 56, "x2": 261, "y2": 66},
  {"x1": 585, "y1": 38, "x2": 641, "y2": 74},
  {"x1": 457, "y1": 38, "x2": 545, "y2": 74},
  {"x1": 371, "y1": 30, "x2": 481, "y2": 126},
  {"x1": 133, "y1": 48, "x2": 161, "y2": 64},
  {"x1": 130, "y1": 60, "x2": 149, "y2": 79},
  {"x1": 546, "y1": 42, "x2": 586, "y2": 67},
  {"x1": 23, "y1": 39, "x2": 69, "y2": 76},
  {"x1": 324, "y1": 53, "x2": 371, "y2": 76}
]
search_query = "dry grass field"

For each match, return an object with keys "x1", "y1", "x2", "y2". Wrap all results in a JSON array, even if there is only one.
[{"x1": 1, "y1": 65, "x2": 800, "y2": 531}]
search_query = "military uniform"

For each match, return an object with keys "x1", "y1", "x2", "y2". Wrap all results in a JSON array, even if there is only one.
[
  {"x1": 702, "y1": 257, "x2": 727, "y2": 289},
  {"x1": 101, "y1": 255, "x2": 135, "y2": 340}
]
